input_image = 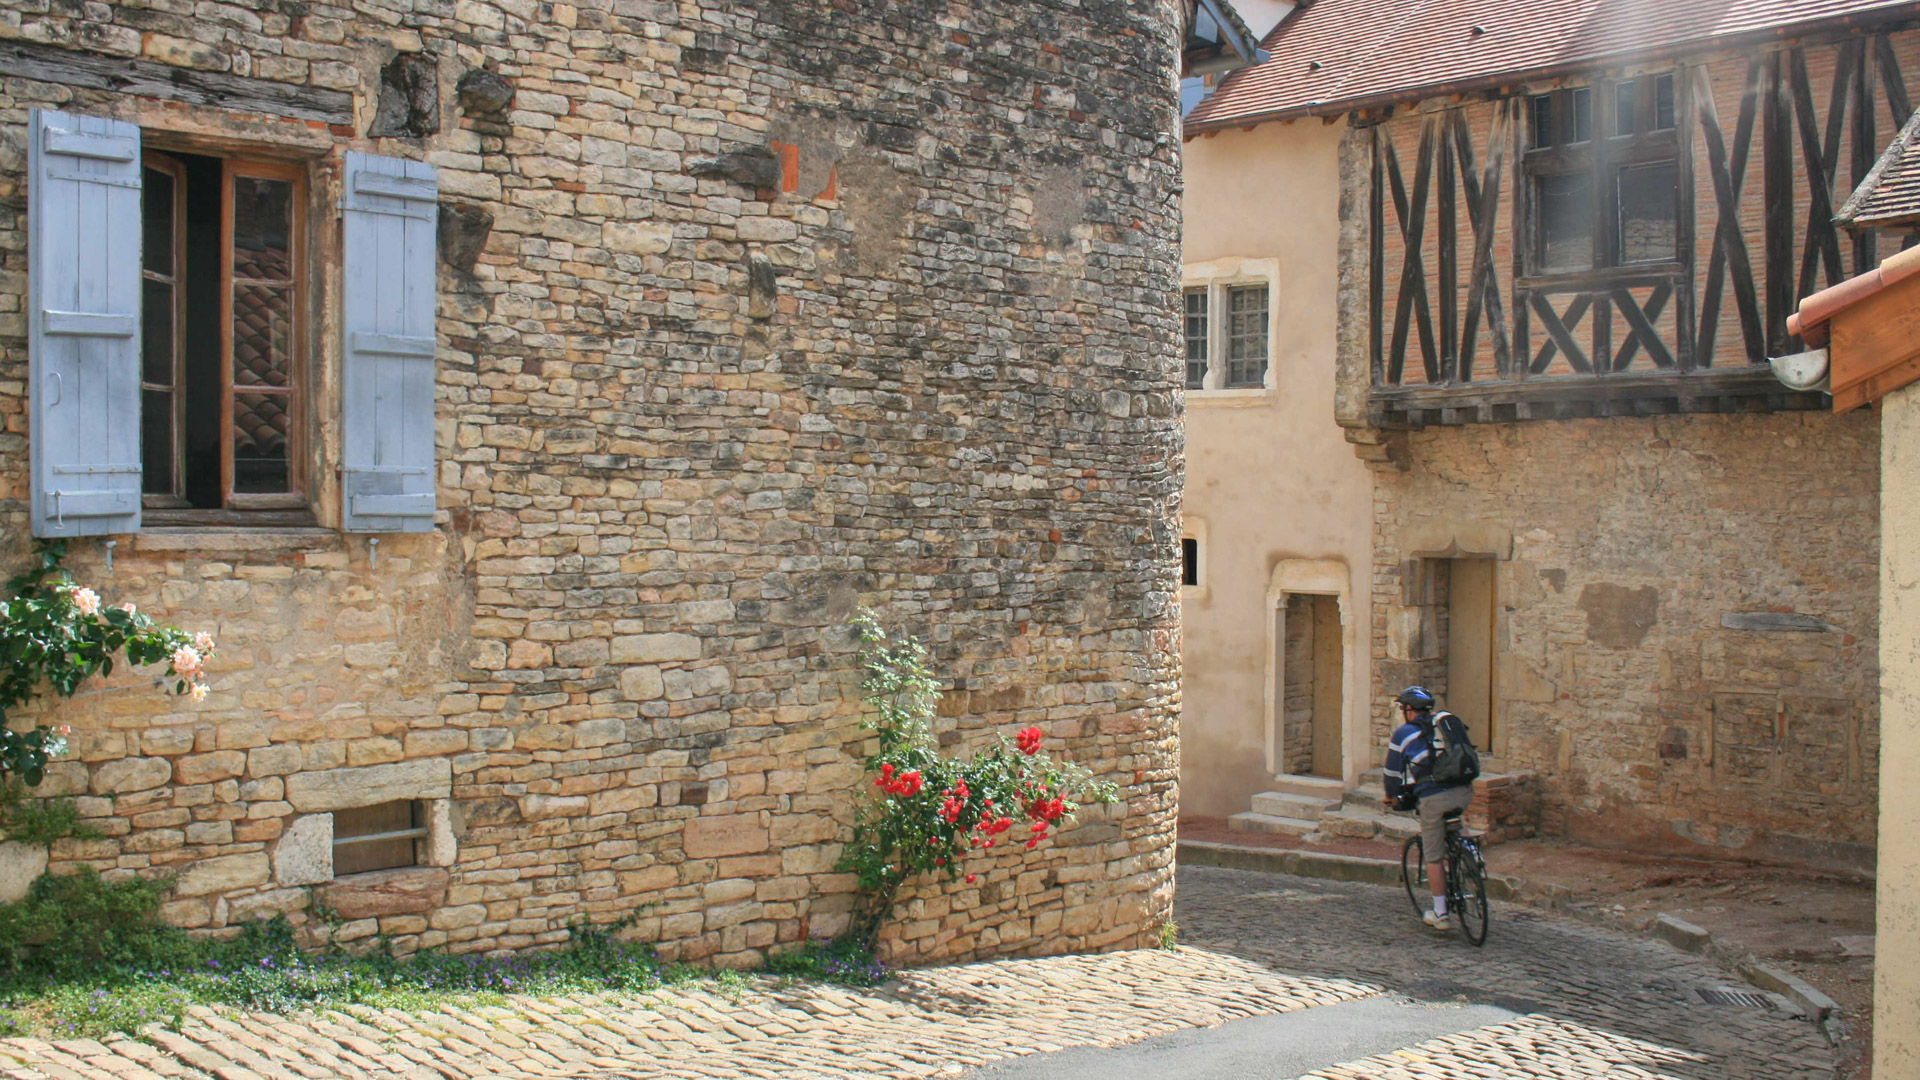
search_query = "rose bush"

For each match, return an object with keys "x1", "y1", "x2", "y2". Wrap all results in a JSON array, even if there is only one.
[
  {"x1": 0, "y1": 541, "x2": 214, "y2": 788},
  {"x1": 837, "y1": 613, "x2": 1117, "y2": 946}
]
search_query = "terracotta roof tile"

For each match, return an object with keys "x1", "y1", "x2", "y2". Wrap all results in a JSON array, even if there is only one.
[
  {"x1": 1836, "y1": 107, "x2": 1920, "y2": 228},
  {"x1": 1186, "y1": 0, "x2": 1918, "y2": 130}
]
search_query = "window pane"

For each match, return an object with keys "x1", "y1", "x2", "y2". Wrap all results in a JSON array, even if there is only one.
[
  {"x1": 1571, "y1": 88, "x2": 1592, "y2": 143},
  {"x1": 142, "y1": 278, "x2": 175, "y2": 387},
  {"x1": 142, "y1": 166, "x2": 174, "y2": 277},
  {"x1": 232, "y1": 176, "x2": 293, "y2": 282},
  {"x1": 233, "y1": 283, "x2": 292, "y2": 388},
  {"x1": 141, "y1": 389, "x2": 174, "y2": 496},
  {"x1": 1536, "y1": 172, "x2": 1595, "y2": 272},
  {"x1": 1182, "y1": 538, "x2": 1198, "y2": 587},
  {"x1": 1615, "y1": 82, "x2": 1637, "y2": 136},
  {"x1": 1653, "y1": 74, "x2": 1676, "y2": 130},
  {"x1": 232, "y1": 392, "x2": 290, "y2": 493},
  {"x1": 1184, "y1": 289, "x2": 1208, "y2": 389},
  {"x1": 1616, "y1": 160, "x2": 1679, "y2": 263},
  {"x1": 1226, "y1": 285, "x2": 1267, "y2": 388},
  {"x1": 1531, "y1": 94, "x2": 1554, "y2": 147},
  {"x1": 334, "y1": 801, "x2": 420, "y2": 876}
]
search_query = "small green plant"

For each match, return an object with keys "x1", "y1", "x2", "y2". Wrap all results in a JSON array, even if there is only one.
[
  {"x1": 0, "y1": 782, "x2": 99, "y2": 845},
  {"x1": 1154, "y1": 920, "x2": 1179, "y2": 950},
  {"x1": 837, "y1": 613, "x2": 1118, "y2": 946},
  {"x1": 764, "y1": 935, "x2": 890, "y2": 987},
  {"x1": 0, "y1": 540, "x2": 215, "y2": 788}
]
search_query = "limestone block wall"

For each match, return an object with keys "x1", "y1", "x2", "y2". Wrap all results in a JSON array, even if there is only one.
[
  {"x1": 0, "y1": 0, "x2": 1186, "y2": 966},
  {"x1": 1368, "y1": 412, "x2": 1881, "y2": 869}
]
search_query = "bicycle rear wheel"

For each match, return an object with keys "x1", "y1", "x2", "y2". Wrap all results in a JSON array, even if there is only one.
[
  {"x1": 1400, "y1": 833, "x2": 1426, "y2": 918},
  {"x1": 1451, "y1": 841, "x2": 1490, "y2": 947}
]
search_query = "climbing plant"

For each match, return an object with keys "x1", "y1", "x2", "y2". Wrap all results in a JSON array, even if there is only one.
[
  {"x1": 0, "y1": 541, "x2": 214, "y2": 788},
  {"x1": 838, "y1": 612, "x2": 1117, "y2": 946}
]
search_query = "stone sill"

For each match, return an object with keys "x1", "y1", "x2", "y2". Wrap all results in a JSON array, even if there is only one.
[
  {"x1": 130, "y1": 528, "x2": 346, "y2": 554},
  {"x1": 1187, "y1": 387, "x2": 1273, "y2": 409}
]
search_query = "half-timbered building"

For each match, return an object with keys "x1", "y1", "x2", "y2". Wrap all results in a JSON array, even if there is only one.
[{"x1": 1182, "y1": 0, "x2": 1916, "y2": 869}]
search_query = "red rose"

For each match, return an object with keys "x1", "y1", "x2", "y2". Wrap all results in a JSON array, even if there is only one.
[
  {"x1": 966, "y1": 874, "x2": 978, "y2": 884},
  {"x1": 1016, "y1": 726, "x2": 1043, "y2": 755}
]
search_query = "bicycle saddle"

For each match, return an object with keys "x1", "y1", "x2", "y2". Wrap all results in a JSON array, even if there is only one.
[{"x1": 1441, "y1": 808, "x2": 1465, "y2": 820}]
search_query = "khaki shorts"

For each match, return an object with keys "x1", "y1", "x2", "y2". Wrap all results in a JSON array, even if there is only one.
[{"x1": 1418, "y1": 784, "x2": 1475, "y2": 856}]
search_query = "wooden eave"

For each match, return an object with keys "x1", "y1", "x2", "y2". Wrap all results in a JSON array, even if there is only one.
[{"x1": 1825, "y1": 261, "x2": 1920, "y2": 410}]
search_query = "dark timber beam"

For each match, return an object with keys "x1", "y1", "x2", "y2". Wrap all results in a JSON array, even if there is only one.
[{"x1": 0, "y1": 41, "x2": 353, "y2": 125}]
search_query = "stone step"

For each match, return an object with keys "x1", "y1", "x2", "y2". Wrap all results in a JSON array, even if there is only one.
[
  {"x1": 1227, "y1": 811, "x2": 1319, "y2": 837},
  {"x1": 1267, "y1": 774, "x2": 1346, "y2": 800},
  {"x1": 1250, "y1": 790, "x2": 1343, "y2": 818},
  {"x1": 1345, "y1": 782, "x2": 1386, "y2": 809}
]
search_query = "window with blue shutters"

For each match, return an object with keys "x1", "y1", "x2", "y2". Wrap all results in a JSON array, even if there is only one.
[{"x1": 28, "y1": 113, "x2": 438, "y2": 534}]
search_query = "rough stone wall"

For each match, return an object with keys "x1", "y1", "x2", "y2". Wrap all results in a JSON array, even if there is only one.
[
  {"x1": 1368, "y1": 412, "x2": 1881, "y2": 869},
  {"x1": 0, "y1": 0, "x2": 1186, "y2": 966}
]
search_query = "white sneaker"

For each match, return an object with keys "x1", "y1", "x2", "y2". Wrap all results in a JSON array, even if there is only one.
[{"x1": 1422, "y1": 910, "x2": 1452, "y2": 931}]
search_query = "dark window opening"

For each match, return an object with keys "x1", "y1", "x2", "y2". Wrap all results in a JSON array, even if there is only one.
[
  {"x1": 139, "y1": 148, "x2": 305, "y2": 517},
  {"x1": 1570, "y1": 88, "x2": 1592, "y2": 143},
  {"x1": 333, "y1": 800, "x2": 425, "y2": 876},
  {"x1": 1182, "y1": 538, "x2": 1199, "y2": 587},
  {"x1": 1616, "y1": 160, "x2": 1679, "y2": 263},
  {"x1": 1184, "y1": 288, "x2": 1209, "y2": 389},
  {"x1": 1531, "y1": 94, "x2": 1554, "y2": 148},
  {"x1": 1614, "y1": 81, "x2": 1637, "y2": 136},
  {"x1": 1653, "y1": 74, "x2": 1676, "y2": 131},
  {"x1": 1535, "y1": 172, "x2": 1595, "y2": 272}
]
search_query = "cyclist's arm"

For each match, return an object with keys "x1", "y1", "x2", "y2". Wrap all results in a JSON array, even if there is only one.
[{"x1": 1383, "y1": 725, "x2": 1427, "y2": 802}]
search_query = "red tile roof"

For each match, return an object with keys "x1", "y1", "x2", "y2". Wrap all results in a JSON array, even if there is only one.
[
  {"x1": 1836, "y1": 107, "x2": 1920, "y2": 229},
  {"x1": 1185, "y1": 0, "x2": 1919, "y2": 132},
  {"x1": 1788, "y1": 244, "x2": 1920, "y2": 346}
]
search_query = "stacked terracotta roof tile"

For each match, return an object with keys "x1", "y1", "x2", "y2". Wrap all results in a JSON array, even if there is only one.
[{"x1": 1186, "y1": 0, "x2": 1918, "y2": 130}]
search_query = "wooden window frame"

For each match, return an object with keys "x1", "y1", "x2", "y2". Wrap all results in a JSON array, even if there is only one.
[
  {"x1": 1184, "y1": 287, "x2": 1209, "y2": 390},
  {"x1": 222, "y1": 159, "x2": 307, "y2": 511},
  {"x1": 140, "y1": 152, "x2": 189, "y2": 508},
  {"x1": 1523, "y1": 74, "x2": 1682, "y2": 283}
]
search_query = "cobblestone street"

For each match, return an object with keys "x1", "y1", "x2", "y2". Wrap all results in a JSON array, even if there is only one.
[{"x1": 0, "y1": 866, "x2": 1835, "y2": 1079}]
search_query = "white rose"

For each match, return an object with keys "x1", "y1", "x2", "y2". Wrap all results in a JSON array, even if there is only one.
[{"x1": 71, "y1": 587, "x2": 100, "y2": 617}]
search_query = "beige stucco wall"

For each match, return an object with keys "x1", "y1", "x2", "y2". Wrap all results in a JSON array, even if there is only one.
[
  {"x1": 1179, "y1": 119, "x2": 1376, "y2": 816},
  {"x1": 1878, "y1": 382, "x2": 1920, "y2": 1077}
]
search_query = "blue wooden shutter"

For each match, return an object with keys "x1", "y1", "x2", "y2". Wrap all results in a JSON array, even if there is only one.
[
  {"x1": 341, "y1": 152, "x2": 438, "y2": 533},
  {"x1": 29, "y1": 109, "x2": 142, "y2": 538}
]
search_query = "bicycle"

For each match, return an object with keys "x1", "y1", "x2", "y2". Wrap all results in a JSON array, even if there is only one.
[{"x1": 1399, "y1": 806, "x2": 1491, "y2": 947}]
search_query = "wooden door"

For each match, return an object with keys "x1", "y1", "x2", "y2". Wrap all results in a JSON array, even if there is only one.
[
  {"x1": 1446, "y1": 558, "x2": 1498, "y2": 751},
  {"x1": 1309, "y1": 595, "x2": 1343, "y2": 779}
]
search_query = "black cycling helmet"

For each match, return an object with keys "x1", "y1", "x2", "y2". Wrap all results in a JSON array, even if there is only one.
[{"x1": 1396, "y1": 685, "x2": 1436, "y2": 711}]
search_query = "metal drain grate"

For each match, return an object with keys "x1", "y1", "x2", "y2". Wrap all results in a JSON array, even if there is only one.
[{"x1": 1697, "y1": 987, "x2": 1777, "y2": 1009}]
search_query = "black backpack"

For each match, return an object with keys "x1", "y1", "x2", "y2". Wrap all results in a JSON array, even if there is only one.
[{"x1": 1423, "y1": 711, "x2": 1481, "y2": 786}]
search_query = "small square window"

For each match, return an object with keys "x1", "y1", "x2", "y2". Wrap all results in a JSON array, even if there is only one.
[
  {"x1": 1652, "y1": 74, "x2": 1676, "y2": 131},
  {"x1": 1570, "y1": 88, "x2": 1592, "y2": 143},
  {"x1": 333, "y1": 800, "x2": 425, "y2": 876},
  {"x1": 1182, "y1": 538, "x2": 1199, "y2": 587},
  {"x1": 1614, "y1": 82, "x2": 1637, "y2": 136},
  {"x1": 1225, "y1": 285, "x2": 1268, "y2": 388},
  {"x1": 1184, "y1": 288, "x2": 1209, "y2": 390}
]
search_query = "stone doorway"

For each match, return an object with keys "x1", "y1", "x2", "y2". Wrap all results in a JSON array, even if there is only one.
[
  {"x1": 1445, "y1": 557, "x2": 1498, "y2": 751},
  {"x1": 1282, "y1": 593, "x2": 1344, "y2": 779}
]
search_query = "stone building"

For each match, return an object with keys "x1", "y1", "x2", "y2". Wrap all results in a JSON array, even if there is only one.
[
  {"x1": 0, "y1": 0, "x2": 1195, "y2": 967},
  {"x1": 1181, "y1": 0, "x2": 1914, "y2": 870}
]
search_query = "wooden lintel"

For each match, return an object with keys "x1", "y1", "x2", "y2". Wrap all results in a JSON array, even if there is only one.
[{"x1": 0, "y1": 41, "x2": 353, "y2": 125}]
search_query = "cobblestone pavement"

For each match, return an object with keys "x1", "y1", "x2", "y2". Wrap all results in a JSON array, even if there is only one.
[
  {"x1": 0, "y1": 866, "x2": 1834, "y2": 1079},
  {"x1": 1178, "y1": 866, "x2": 1836, "y2": 1080}
]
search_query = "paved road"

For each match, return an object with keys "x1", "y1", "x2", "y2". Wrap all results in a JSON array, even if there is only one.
[
  {"x1": 970, "y1": 865, "x2": 1834, "y2": 1080},
  {"x1": 0, "y1": 865, "x2": 1835, "y2": 1080}
]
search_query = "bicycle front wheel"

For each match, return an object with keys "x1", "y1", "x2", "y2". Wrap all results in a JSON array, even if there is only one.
[
  {"x1": 1400, "y1": 833, "x2": 1426, "y2": 918},
  {"x1": 1452, "y1": 842, "x2": 1490, "y2": 947}
]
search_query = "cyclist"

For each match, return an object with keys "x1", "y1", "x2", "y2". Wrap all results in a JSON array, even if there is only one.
[{"x1": 1382, "y1": 685, "x2": 1475, "y2": 930}]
